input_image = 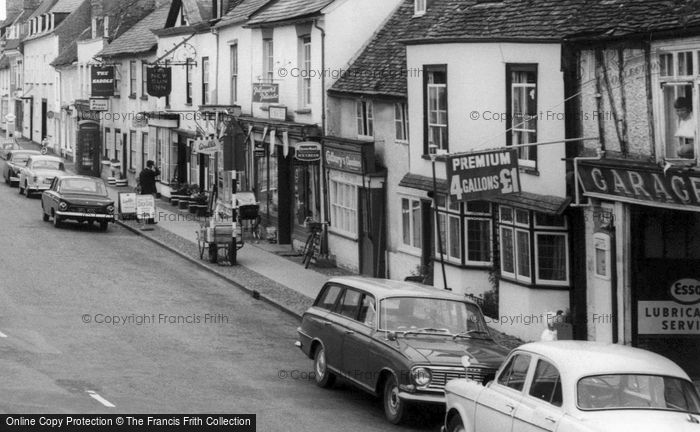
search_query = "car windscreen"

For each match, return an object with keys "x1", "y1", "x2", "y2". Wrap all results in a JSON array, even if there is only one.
[
  {"x1": 60, "y1": 179, "x2": 107, "y2": 195},
  {"x1": 577, "y1": 374, "x2": 700, "y2": 413},
  {"x1": 32, "y1": 160, "x2": 64, "y2": 170},
  {"x1": 379, "y1": 297, "x2": 488, "y2": 335},
  {"x1": 11, "y1": 154, "x2": 31, "y2": 164}
]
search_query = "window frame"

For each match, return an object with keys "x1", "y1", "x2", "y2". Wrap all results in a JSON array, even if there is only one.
[
  {"x1": 401, "y1": 196, "x2": 422, "y2": 252},
  {"x1": 201, "y1": 56, "x2": 210, "y2": 105},
  {"x1": 230, "y1": 44, "x2": 238, "y2": 104},
  {"x1": 113, "y1": 63, "x2": 121, "y2": 97},
  {"x1": 129, "y1": 60, "x2": 137, "y2": 97},
  {"x1": 435, "y1": 195, "x2": 493, "y2": 267},
  {"x1": 300, "y1": 36, "x2": 312, "y2": 108},
  {"x1": 414, "y1": 0, "x2": 426, "y2": 15},
  {"x1": 506, "y1": 63, "x2": 538, "y2": 169},
  {"x1": 129, "y1": 130, "x2": 136, "y2": 170},
  {"x1": 423, "y1": 64, "x2": 448, "y2": 154},
  {"x1": 395, "y1": 102, "x2": 409, "y2": 142},
  {"x1": 141, "y1": 132, "x2": 148, "y2": 170},
  {"x1": 262, "y1": 38, "x2": 274, "y2": 83},
  {"x1": 356, "y1": 99, "x2": 374, "y2": 138},
  {"x1": 527, "y1": 358, "x2": 563, "y2": 407},
  {"x1": 329, "y1": 178, "x2": 358, "y2": 239},
  {"x1": 497, "y1": 352, "x2": 532, "y2": 393},
  {"x1": 185, "y1": 58, "x2": 193, "y2": 105},
  {"x1": 141, "y1": 61, "x2": 148, "y2": 97}
]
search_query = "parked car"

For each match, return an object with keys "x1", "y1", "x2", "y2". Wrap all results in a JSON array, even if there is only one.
[
  {"x1": 41, "y1": 175, "x2": 115, "y2": 231},
  {"x1": 0, "y1": 138, "x2": 20, "y2": 160},
  {"x1": 442, "y1": 341, "x2": 700, "y2": 432},
  {"x1": 2, "y1": 149, "x2": 40, "y2": 186},
  {"x1": 296, "y1": 276, "x2": 508, "y2": 424},
  {"x1": 18, "y1": 155, "x2": 66, "y2": 197}
]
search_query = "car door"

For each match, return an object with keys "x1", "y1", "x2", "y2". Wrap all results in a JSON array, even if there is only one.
[
  {"x1": 474, "y1": 352, "x2": 532, "y2": 432},
  {"x1": 43, "y1": 178, "x2": 60, "y2": 210},
  {"x1": 306, "y1": 284, "x2": 343, "y2": 361},
  {"x1": 340, "y1": 292, "x2": 376, "y2": 388},
  {"x1": 330, "y1": 288, "x2": 364, "y2": 377},
  {"x1": 512, "y1": 357, "x2": 565, "y2": 432}
]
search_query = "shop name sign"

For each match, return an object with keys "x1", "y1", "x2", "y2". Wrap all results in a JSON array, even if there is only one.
[
  {"x1": 147, "y1": 66, "x2": 172, "y2": 98},
  {"x1": 295, "y1": 142, "x2": 321, "y2": 162},
  {"x1": 325, "y1": 148, "x2": 362, "y2": 173},
  {"x1": 447, "y1": 149, "x2": 521, "y2": 201},
  {"x1": 252, "y1": 83, "x2": 279, "y2": 103},
  {"x1": 91, "y1": 66, "x2": 114, "y2": 97},
  {"x1": 578, "y1": 163, "x2": 700, "y2": 208},
  {"x1": 670, "y1": 278, "x2": 700, "y2": 304},
  {"x1": 193, "y1": 137, "x2": 221, "y2": 154}
]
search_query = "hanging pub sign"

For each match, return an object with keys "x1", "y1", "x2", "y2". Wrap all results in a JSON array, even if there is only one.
[
  {"x1": 446, "y1": 148, "x2": 521, "y2": 201},
  {"x1": 193, "y1": 136, "x2": 221, "y2": 155},
  {"x1": 295, "y1": 141, "x2": 322, "y2": 162},
  {"x1": 252, "y1": 83, "x2": 279, "y2": 103},
  {"x1": 91, "y1": 66, "x2": 115, "y2": 97},
  {"x1": 147, "y1": 66, "x2": 172, "y2": 97}
]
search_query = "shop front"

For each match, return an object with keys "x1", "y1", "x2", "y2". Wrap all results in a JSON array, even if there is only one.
[
  {"x1": 578, "y1": 158, "x2": 700, "y2": 381},
  {"x1": 323, "y1": 137, "x2": 386, "y2": 276},
  {"x1": 74, "y1": 100, "x2": 101, "y2": 177},
  {"x1": 238, "y1": 116, "x2": 321, "y2": 246}
]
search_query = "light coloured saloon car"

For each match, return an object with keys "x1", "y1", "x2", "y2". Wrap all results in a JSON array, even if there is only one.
[
  {"x1": 3, "y1": 149, "x2": 40, "y2": 185},
  {"x1": 18, "y1": 155, "x2": 65, "y2": 197},
  {"x1": 443, "y1": 341, "x2": 700, "y2": 432}
]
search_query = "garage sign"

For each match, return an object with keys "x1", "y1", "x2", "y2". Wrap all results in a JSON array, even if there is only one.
[{"x1": 447, "y1": 149, "x2": 520, "y2": 201}]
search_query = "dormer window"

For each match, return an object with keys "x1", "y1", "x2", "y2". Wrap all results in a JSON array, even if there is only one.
[
  {"x1": 213, "y1": 0, "x2": 223, "y2": 19},
  {"x1": 415, "y1": 0, "x2": 426, "y2": 15},
  {"x1": 104, "y1": 16, "x2": 109, "y2": 38}
]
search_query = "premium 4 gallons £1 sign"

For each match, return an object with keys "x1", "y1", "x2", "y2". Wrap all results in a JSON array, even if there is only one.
[{"x1": 447, "y1": 148, "x2": 520, "y2": 201}]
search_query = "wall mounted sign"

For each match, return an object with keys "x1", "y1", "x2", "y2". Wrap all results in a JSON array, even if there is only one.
[
  {"x1": 577, "y1": 160, "x2": 700, "y2": 210},
  {"x1": 295, "y1": 142, "x2": 321, "y2": 162},
  {"x1": 89, "y1": 98, "x2": 109, "y2": 111},
  {"x1": 269, "y1": 105, "x2": 287, "y2": 121},
  {"x1": 325, "y1": 147, "x2": 363, "y2": 173},
  {"x1": 193, "y1": 137, "x2": 221, "y2": 155},
  {"x1": 252, "y1": 83, "x2": 279, "y2": 103},
  {"x1": 254, "y1": 143, "x2": 266, "y2": 158},
  {"x1": 91, "y1": 66, "x2": 114, "y2": 97},
  {"x1": 446, "y1": 148, "x2": 521, "y2": 201},
  {"x1": 670, "y1": 279, "x2": 700, "y2": 305},
  {"x1": 147, "y1": 66, "x2": 172, "y2": 98},
  {"x1": 637, "y1": 301, "x2": 700, "y2": 334}
]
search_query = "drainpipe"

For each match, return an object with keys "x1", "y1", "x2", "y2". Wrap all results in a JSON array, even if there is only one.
[
  {"x1": 571, "y1": 146, "x2": 605, "y2": 207},
  {"x1": 313, "y1": 18, "x2": 328, "y2": 254}
]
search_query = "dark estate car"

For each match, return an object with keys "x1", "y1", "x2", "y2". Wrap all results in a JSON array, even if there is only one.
[
  {"x1": 296, "y1": 276, "x2": 508, "y2": 425},
  {"x1": 41, "y1": 175, "x2": 115, "y2": 231},
  {"x1": 2, "y1": 149, "x2": 41, "y2": 186}
]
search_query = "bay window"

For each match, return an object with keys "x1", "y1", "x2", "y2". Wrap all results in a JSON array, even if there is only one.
[
  {"x1": 435, "y1": 196, "x2": 492, "y2": 266},
  {"x1": 499, "y1": 206, "x2": 569, "y2": 286},
  {"x1": 401, "y1": 197, "x2": 422, "y2": 250}
]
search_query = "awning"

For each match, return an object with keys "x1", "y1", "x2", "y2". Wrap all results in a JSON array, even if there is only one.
[
  {"x1": 399, "y1": 172, "x2": 570, "y2": 214},
  {"x1": 490, "y1": 192, "x2": 571, "y2": 215},
  {"x1": 398, "y1": 173, "x2": 448, "y2": 194}
]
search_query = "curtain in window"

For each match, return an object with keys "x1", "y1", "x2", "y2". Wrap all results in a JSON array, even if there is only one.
[{"x1": 537, "y1": 234, "x2": 566, "y2": 281}]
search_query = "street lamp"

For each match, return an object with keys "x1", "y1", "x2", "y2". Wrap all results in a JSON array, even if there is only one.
[{"x1": 429, "y1": 143, "x2": 449, "y2": 291}]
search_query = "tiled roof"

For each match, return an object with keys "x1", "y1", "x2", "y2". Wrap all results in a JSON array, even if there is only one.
[
  {"x1": 0, "y1": 7, "x2": 23, "y2": 28},
  {"x1": 51, "y1": 26, "x2": 89, "y2": 66},
  {"x1": 4, "y1": 39, "x2": 21, "y2": 50},
  {"x1": 246, "y1": 0, "x2": 335, "y2": 26},
  {"x1": 51, "y1": 0, "x2": 84, "y2": 14},
  {"x1": 98, "y1": 5, "x2": 170, "y2": 57},
  {"x1": 216, "y1": 0, "x2": 271, "y2": 27},
  {"x1": 53, "y1": 0, "x2": 90, "y2": 52}
]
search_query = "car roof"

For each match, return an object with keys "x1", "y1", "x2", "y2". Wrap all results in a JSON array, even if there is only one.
[
  {"x1": 28, "y1": 155, "x2": 63, "y2": 162},
  {"x1": 326, "y1": 276, "x2": 476, "y2": 303},
  {"x1": 516, "y1": 341, "x2": 690, "y2": 380},
  {"x1": 10, "y1": 150, "x2": 41, "y2": 156},
  {"x1": 58, "y1": 175, "x2": 103, "y2": 182}
]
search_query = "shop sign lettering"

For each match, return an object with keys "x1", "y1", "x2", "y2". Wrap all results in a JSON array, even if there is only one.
[
  {"x1": 295, "y1": 142, "x2": 321, "y2": 162},
  {"x1": 638, "y1": 301, "x2": 700, "y2": 335},
  {"x1": 252, "y1": 83, "x2": 279, "y2": 103},
  {"x1": 147, "y1": 66, "x2": 172, "y2": 98},
  {"x1": 193, "y1": 138, "x2": 221, "y2": 155},
  {"x1": 447, "y1": 149, "x2": 520, "y2": 201},
  {"x1": 670, "y1": 278, "x2": 700, "y2": 305},
  {"x1": 91, "y1": 66, "x2": 114, "y2": 97},
  {"x1": 578, "y1": 163, "x2": 700, "y2": 208},
  {"x1": 325, "y1": 148, "x2": 362, "y2": 173}
]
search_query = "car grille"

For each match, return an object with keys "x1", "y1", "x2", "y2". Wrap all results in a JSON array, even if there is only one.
[
  {"x1": 426, "y1": 366, "x2": 494, "y2": 390},
  {"x1": 71, "y1": 206, "x2": 104, "y2": 214}
]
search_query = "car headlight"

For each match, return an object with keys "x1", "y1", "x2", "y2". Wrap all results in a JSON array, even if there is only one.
[
  {"x1": 32, "y1": 175, "x2": 38, "y2": 182},
  {"x1": 58, "y1": 201, "x2": 68, "y2": 211},
  {"x1": 411, "y1": 367, "x2": 432, "y2": 387},
  {"x1": 106, "y1": 205, "x2": 115, "y2": 214}
]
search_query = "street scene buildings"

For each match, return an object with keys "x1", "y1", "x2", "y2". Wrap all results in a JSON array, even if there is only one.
[{"x1": 1, "y1": 0, "x2": 700, "y2": 428}]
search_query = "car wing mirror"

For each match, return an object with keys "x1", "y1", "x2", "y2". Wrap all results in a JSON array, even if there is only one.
[{"x1": 386, "y1": 331, "x2": 397, "y2": 342}]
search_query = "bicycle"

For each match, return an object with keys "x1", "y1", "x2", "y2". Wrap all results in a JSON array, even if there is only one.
[
  {"x1": 40, "y1": 138, "x2": 49, "y2": 155},
  {"x1": 301, "y1": 219, "x2": 328, "y2": 269}
]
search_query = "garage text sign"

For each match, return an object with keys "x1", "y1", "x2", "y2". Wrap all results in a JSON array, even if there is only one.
[
  {"x1": 638, "y1": 301, "x2": 700, "y2": 334},
  {"x1": 447, "y1": 149, "x2": 520, "y2": 201},
  {"x1": 578, "y1": 163, "x2": 700, "y2": 209}
]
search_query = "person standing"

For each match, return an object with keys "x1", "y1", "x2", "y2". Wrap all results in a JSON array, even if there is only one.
[
  {"x1": 138, "y1": 160, "x2": 160, "y2": 224},
  {"x1": 674, "y1": 97, "x2": 695, "y2": 159}
]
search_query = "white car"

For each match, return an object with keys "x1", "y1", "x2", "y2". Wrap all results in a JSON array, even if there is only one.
[
  {"x1": 18, "y1": 155, "x2": 66, "y2": 197},
  {"x1": 443, "y1": 341, "x2": 700, "y2": 432}
]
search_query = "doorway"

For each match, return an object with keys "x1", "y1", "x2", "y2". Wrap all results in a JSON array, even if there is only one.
[{"x1": 41, "y1": 99, "x2": 47, "y2": 142}]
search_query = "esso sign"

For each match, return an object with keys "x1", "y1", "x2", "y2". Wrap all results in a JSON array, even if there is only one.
[{"x1": 669, "y1": 279, "x2": 700, "y2": 304}]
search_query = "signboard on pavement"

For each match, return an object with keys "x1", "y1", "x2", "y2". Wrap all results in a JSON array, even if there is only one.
[
  {"x1": 446, "y1": 148, "x2": 521, "y2": 201},
  {"x1": 118, "y1": 192, "x2": 137, "y2": 217},
  {"x1": 136, "y1": 194, "x2": 156, "y2": 221}
]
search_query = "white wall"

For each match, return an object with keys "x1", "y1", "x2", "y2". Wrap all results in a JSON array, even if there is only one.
[
  {"x1": 23, "y1": 34, "x2": 60, "y2": 143},
  {"x1": 406, "y1": 42, "x2": 567, "y2": 197},
  {"x1": 216, "y1": 22, "x2": 254, "y2": 114}
]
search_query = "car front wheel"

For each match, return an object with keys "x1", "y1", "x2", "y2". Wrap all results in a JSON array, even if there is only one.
[
  {"x1": 24, "y1": 185, "x2": 31, "y2": 198},
  {"x1": 383, "y1": 374, "x2": 408, "y2": 424},
  {"x1": 313, "y1": 346, "x2": 336, "y2": 388},
  {"x1": 53, "y1": 214, "x2": 62, "y2": 228},
  {"x1": 99, "y1": 221, "x2": 109, "y2": 232},
  {"x1": 18, "y1": 182, "x2": 23, "y2": 194},
  {"x1": 446, "y1": 415, "x2": 466, "y2": 432},
  {"x1": 42, "y1": 205, "x2": 49, "y2": 222}
]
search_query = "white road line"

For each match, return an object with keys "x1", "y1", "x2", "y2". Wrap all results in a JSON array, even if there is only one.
[
  {"x1": 86, "y1": 390, "x2": 116, "y2": 408},
  {"x1": 0, "y1": 331, "x2": 7, "y2": 338}
]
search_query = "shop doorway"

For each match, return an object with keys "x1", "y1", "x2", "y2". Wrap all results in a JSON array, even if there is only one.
[
  {"x1": 41, "y1": 99, "x2": 47, "y2": 142},
  {"x1": 631, "y1": 207, "x2": 700, "y2": 380}
]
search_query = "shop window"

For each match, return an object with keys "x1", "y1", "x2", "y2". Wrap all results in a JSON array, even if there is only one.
[
  {"x1": 401, "y1": 197, "x2": 422, "y2": 250},
  {"x1": 424, "y1": 65, "x2": 447, "y2": 153},
  {"x1": 657, "y1": 49, "x2": 698, "y2": 161},
  {"x1": 356, "y1": 100, "x2": 374, "y2": 138},
  {"x1": 435, "y1": 196, "x2": 492, "y2": 266},
  {"x1": 507, "y1": 64, "x2": 538, "y2": 169},
  {"x1": 329, "y1": 179, "x2": 358, "y2": 237},
  {"x1": 258, "y1": 153, "x2": 278, "y2": 218},
  {"x1": 395, "y1": 102, "x2": 409, "y2": 142},
  {"x1": 499, "y1": 206, "x2": 569, "y2": 286},
  {"x1": 641, "y1": 210, "x2": 700, "y2": 259}
]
